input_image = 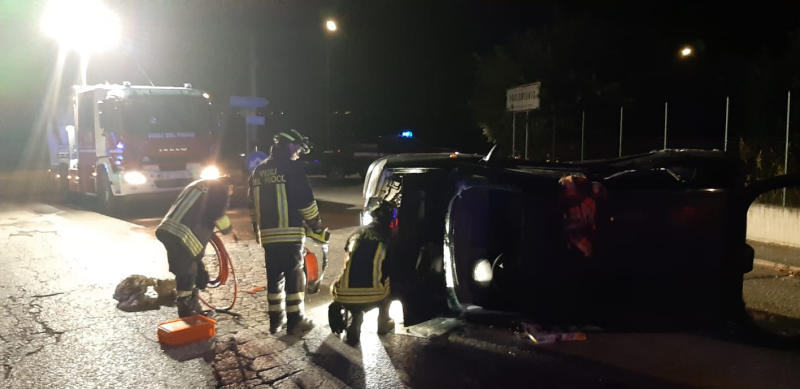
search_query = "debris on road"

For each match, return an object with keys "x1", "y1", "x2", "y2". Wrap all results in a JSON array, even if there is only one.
[
  {"x1": 245, "y1": 286, "x2": 267, "y2": 294},
  {"x1": 113, "y1": 275, "x2": 177, "y2": 311},
  {"x1": 520, "y1": 322, "x2": 587, "y2": 344}
]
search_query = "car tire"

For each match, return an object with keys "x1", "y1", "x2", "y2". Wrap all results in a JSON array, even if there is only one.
[{"x1": 327, "y1": 165, "x2": 345, "y2": 181}]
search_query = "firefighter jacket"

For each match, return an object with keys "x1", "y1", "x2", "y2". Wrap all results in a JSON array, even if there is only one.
[
  {"x1": 156, "y1": 179, "x2": 232, "y2": 257},
  {"x1": 248, "y1": 158, "x2": 321, "y2": 245},
  {"x1": 332, "y1": 225, "x2": 391, "y2": 305}
]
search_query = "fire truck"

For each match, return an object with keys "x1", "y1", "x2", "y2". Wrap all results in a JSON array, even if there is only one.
[{"x1": 48, "y1": 82, "x2": 222, "y2": 213}]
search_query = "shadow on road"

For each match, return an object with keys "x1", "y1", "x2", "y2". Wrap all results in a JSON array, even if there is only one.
[
  {"x1": 307, "y1": 330, "x2": 697, "y2": 389},
  {"x1": 317, "y1": 200, "x2": 361, "y2": 230},
  {"x1": 161, "y1": 340, "x2": 215, "y2": 363}
]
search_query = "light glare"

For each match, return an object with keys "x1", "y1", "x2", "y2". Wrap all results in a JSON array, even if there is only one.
[
  {"x1": 200, "y1": 166, "x2": 221, "y2": 180},
  {"x1": 41, "y1": 0, "x2": 121, "y2": 52},
  {"x1": 326, "y1": 20, "x2": 337, "y2": 32}
]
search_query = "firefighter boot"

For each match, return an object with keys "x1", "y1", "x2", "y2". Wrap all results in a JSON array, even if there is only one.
[
  {"x1": 176, "y1": 289, "x2": 203, "y2": 318},
  {"x1": 269, "y1": 312, "x2": 287, "y2": 334},
  {"x1": 287, "y1": 312, "x2": 315, "y2": 336},
  {"x1": 346, "y1": 310, "x2": 364, "y2": 344},
  {"x1": 377, "y1": 301, "x2": 395, "y2": 335}
]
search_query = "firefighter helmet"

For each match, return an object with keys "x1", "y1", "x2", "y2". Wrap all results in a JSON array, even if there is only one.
[{"x1": 274, "y1": 129, "x2": 312, "y2": 154}]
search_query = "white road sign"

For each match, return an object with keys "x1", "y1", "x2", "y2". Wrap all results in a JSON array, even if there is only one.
[{"x1": 506, "y1": 82, "x2": 541, "y2": 112}]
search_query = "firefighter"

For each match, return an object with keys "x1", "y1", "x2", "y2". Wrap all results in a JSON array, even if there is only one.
[
  {"x1": 155, "y1": 176, "x2": 234, "y2": 318},
  {"x1": 249, "y1": 129, "x2": 325, "y2": 335},
  {"x1": 329, "y1": 200, "x2": 395, "y2": 344}
]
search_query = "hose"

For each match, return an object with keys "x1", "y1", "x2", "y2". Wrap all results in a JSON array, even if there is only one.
[{"x1": 198, "y1": 233, "x2": 239, "y2": 313}]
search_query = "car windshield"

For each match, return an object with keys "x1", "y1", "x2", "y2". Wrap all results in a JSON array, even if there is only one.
[{"x1": 120, "y1": 95, "x2": 216, "y2": 137}]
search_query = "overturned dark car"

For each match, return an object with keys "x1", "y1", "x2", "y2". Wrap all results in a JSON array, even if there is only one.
[{"x1": 360, "y1": 146, "x2": 800, "y2": 334}]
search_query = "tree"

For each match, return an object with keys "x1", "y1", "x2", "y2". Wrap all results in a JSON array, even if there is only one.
[{"x1": 470, "y1": 12, "x2": 625, "y2": 160}]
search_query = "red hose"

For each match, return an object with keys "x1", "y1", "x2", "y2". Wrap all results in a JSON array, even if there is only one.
[{"x1": 198, "y1": 233, "x2": 238, "y2": 311}]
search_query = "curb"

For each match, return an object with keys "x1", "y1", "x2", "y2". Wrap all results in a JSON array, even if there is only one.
[{"x1": 753, "y1": 258, "x2": 800, "y2": 274}]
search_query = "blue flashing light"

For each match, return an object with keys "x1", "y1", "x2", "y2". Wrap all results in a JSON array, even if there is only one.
[
  {"x1": 117, "y1": 142, "x2": 125, "y2": 149},
  {"x1": 115, "y1": 161, "x2": 122, "y2": 166},
  {"x1": 400, "y1": 130, "x2": 413, "y2": 138}
]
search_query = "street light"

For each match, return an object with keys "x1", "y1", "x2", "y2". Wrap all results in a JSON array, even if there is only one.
[
  {"x1": 680, "y1": 46, "x2": 693, "y2": 57},
  {"x1": 41, "y1": 0, "x2": 121, "y2": 86},
  {"x1": 326, "y1": 20, "x2": 337, "y2": 32},
  {"x1": 325, "y1": 19, "x2": 338, "y2": 150},
  {"x1": 41, "y1": 0, "x2": 120, "y2": 53}
]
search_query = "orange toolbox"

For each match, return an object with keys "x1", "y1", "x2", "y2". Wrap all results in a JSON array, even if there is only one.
[{"x1": 157, "y1": 315, "x2": 217, "y2": 347}]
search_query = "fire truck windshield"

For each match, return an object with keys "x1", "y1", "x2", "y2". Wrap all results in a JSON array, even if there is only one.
[{"x1": 119, "y1": 95, "x2": 216, "y2": 138}]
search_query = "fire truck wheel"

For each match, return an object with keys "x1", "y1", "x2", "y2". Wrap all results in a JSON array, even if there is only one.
[{"x1": 95, "y1": 170, "x2": 117, "y2": 215}]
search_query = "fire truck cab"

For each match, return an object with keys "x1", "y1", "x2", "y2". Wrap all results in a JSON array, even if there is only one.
[{"x1": 52, "y1": 82, "x2": 222, "y2": 212}]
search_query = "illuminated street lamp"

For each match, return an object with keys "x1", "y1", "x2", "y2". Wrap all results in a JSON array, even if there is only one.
[
  {"x1": 680, "y1": 46, "x2": 693, "y2": 57},
  {"x1": 326, "y1": 20, "x2": 338, "y2": 32},
  {"x1": 325, "y1": 19, "x2": 338, "y2": 150},
  {"x1": 41, "y1": 0, "x2": 121, "y2": 85}
]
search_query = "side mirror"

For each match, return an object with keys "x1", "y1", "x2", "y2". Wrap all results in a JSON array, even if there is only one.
[{"x1": 98, "y1": 100, "x2": 119, "y2": 131}]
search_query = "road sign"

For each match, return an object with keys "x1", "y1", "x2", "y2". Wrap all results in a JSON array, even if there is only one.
[
  {"x1": 246, "y1": 151, "x2": 268, "y2": 172},
  {"x1": 230, "y1": 96, "x2": 269, "y2": 108},
  {"x1": 246, "y1": 115, "x2": 265, "y2": 125},
  {"x1": 506, "y1": 82, "x2": 541, "y2": 112}
]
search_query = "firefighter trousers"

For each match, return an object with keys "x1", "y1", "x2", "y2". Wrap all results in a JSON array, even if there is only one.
[
  {"x1": 165, "y1": 244, "x2": 209, "y2": 296},
  {"x1": 264, "y1": 242, "x2": 306, "y2": 319},
  {"x1": 344, "y1": 298, "x2": 391, "y2": 329}
]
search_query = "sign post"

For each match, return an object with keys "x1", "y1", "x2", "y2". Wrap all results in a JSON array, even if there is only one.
[
  {"x1": 230, "y1": 96, "x2": 269, "y2": 155},
  {"x1": 506, "y1": 82, "x2": 541, "y2": 159}
]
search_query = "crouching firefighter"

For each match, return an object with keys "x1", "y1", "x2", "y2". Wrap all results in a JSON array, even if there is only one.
[
  {"x1": 329, "y1": 200, "x2": 395, "y2": 344},
  {"x1": 155, "y1": 176, "x2": 234, "y2": 318},
  {"x1": 249, "y1": 129, "x2": 327, "y2": 335}
]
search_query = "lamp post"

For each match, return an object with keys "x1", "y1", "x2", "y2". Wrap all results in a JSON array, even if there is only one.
[{"x1": 325, "y1": 19, "x2": 338, "y2": 151}]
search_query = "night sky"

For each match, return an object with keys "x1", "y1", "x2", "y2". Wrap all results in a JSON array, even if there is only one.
[{"x1": 2, "y1": 0, "x2": 800, "y2": 168}]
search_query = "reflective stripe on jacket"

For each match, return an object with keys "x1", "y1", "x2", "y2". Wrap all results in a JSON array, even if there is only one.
[
  {"x1": 332, "y1": 226, "x2": 391, "y2": 305},
  {"x1": 248, "y1": 158, "x2": 320, "y2": 245},
  {"x1": 156, "y1": 179, "x2": 231, "y2": 256}
]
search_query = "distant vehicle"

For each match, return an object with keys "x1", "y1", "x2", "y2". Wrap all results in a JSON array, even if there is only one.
[
  {"x1": 47, "y1": 82, "x2": 223, "y2": 213},
  {"x1": 360, "y1": 147, "x2": 800, "y2": 336},
  {"x1": 304, "y1": 131, "x2": 456, "y2": 180}
]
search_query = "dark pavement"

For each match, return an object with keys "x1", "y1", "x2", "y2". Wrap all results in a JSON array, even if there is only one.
[{"x1": 3, "y1": 173, "x2": 800, "y2": 388}]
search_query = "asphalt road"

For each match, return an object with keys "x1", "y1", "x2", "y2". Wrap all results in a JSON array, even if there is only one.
[{"x1": 3, "y1": 175, "x2": 800, "y2": 388}]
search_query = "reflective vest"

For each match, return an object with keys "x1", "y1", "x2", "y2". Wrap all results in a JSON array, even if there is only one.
[
  {"x1": 248, "y1": 158, "x2": 320, "y2": 245},
  {"x1": 332, "y1": 226, "x2": 390, "y2": 305},
  {"x1": 156, "y1": 179, "x2": 231, "y2": 256}
]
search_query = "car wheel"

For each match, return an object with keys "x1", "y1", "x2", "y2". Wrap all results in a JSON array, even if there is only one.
[{"x1": 327, "y1": 165, "x2": 345, "y2": 181}]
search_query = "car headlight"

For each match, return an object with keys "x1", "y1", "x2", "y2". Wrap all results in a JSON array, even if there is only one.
[
  {"x1": 360, "y1": 211, "x2": 373, "y2": 226},
  {"x1": 200, "y1": 166, "x2": 220, "y2": 180},
  {"x1": 123, "y1": 171, "x2": 147, "y2": 185},
  {"x1": 473, "y1": 258, "x2": 493, "y2": 285}
]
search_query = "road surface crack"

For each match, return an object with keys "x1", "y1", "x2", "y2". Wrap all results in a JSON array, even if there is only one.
[
  {"x1": 24, "y1": 346, "x2": 44, "y2": 357},
  {"x1": 3, "y1": 364, "x2": 11, "y2": 380},
  {"x1": 264, "y1": 369, "x2": 301, "y2": 385},
  {"x1": 31, "y1": 292, "x2": 65, "y2": 298}
]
